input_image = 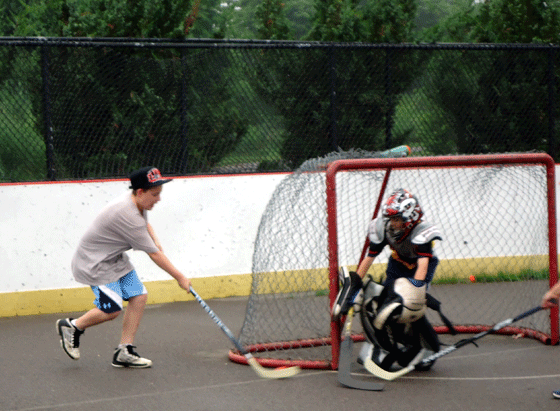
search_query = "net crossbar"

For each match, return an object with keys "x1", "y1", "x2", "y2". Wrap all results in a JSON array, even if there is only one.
[{"x1": 231, "y1": 152, "x2": 558, "y2": 370}]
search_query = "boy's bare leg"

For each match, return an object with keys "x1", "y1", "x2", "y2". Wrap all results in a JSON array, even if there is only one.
[
  {"x1": 120, "y1": 293, "x2": 148, "y2": 345},
  {"x1": 74, "y1": 308, "x2": 120, "y2": 330},
  {"x1": 111, "y1": 293, "x2": 152, "y2": 368}
]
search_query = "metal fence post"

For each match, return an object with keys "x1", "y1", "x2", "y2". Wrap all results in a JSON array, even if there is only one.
[
  {"x1": 40, "y1": 42, "x2": 56, "y2": 180},
  {"x1": 179, "y1": 48, "x2": 189, "y2": 173},
  {"x1": 548, "y1": 46, "x2": 556, "y2": 159},
  {"x1": 384, "y1": 48, "x2": 393, "y2": 150},
  {"x1": 329, "y1": 46, "x2": 338, "y2": 151}
]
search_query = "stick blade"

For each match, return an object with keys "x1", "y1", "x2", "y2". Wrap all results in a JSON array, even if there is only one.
[
  {"x1": 363, "y1": 357, "x2": 412, "y2": 381},
  {"x1": 338, "y1": 339, "x2": 384, "y2": 391},
  {"x1": 247, "y1": 358, "x2": 301, "y2": 379}
]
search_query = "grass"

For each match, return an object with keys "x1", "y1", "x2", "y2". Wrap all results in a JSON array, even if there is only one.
[
  {"x1": 432, "y1": 268, "x2": 550, "y2": 285},
  {"x1": 309, "y1": 268, "x2": 550, "y2": 297}
]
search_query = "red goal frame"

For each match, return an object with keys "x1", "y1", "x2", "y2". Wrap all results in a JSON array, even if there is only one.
[
  {"x1": 229, "y1": 153, "x2": 558, "y2": 371},
  {"x1": 326, "y1": 153, "x2": 559, "y2": 370}
]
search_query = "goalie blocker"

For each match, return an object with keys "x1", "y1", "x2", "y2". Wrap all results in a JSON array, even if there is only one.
[
  {"x1": 332, "y1": 268, "x2": 363, "y2": 321},
  {"x1": 359, "y1": 275, "x2": 456, "y2": 372}
]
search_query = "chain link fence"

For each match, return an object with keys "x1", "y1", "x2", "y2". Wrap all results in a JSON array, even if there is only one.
[{"x1": 1, "y1": 38, "x2": 558, "y2": 182}]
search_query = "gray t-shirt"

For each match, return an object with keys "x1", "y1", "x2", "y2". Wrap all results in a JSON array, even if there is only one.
[{"x1": 71, "y1": 193, "x2": 160, "y2": 285}]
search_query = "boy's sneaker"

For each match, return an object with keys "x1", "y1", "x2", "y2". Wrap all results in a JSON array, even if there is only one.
[
  {"x1": 331, "y1": 267, "x2": 363, "y2": 321},
  {"x1": 112, "y1": 345, "x2": 152, "y2": 368},
  {"x1": 56, "y1": 318, "x2": 84, "y2": 360},
  {"x1": 552, "y1": 390, "x2": 560, "y2": 399}
]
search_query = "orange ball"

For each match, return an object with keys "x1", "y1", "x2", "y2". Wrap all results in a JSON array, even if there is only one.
[{"x1": 469, "y1": 275, "x2": 476, "y2": 283}]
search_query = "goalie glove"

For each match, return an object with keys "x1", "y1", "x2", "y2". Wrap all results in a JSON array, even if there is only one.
[
  {"x1": 331, "y1": 267, "x2": 363, "y2": 321},
  {"x1": 373, "y1": 277, "x2": 427, "y2": 330}
]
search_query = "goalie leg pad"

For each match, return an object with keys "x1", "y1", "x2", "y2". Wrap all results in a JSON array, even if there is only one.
[
  {"x1": 361, "y1": 342, "x2": 398, "y2": 371},
  {"x1": 394, "y1": 278, "x2": 427, "y2": 324},
  {"x1": 413, "y1": 316, "x2": 441, "y2": 353},
  {"x1": 373, "y1": 302, "x2": 402, "y2": 330},
  {"x1": 396, "y1": 345, "x2": 422, "y2": 367},
  {"x1": 379, "y1": 350, "x2": 398, "y2": 371}
]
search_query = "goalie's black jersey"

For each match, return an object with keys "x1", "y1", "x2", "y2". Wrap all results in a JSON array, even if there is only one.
[{"x1": 367, "y1": 217, "x2": 442, "y2": 269}]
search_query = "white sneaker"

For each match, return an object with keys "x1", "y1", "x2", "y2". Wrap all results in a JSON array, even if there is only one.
[
  {"x1": 112, "y1": 345, "x2": 152, "y2": 368},
  {"x1": 56, "y1": 318, "x2": 83, "y2": 360}
]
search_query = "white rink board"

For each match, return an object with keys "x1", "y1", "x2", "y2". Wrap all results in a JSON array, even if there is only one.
[
  {"x1": 0, "y1": 165, "x2": 558, "y2": 294},
  {"x1": 0, "y1": 174, "x2": 285, "y2": 293}
]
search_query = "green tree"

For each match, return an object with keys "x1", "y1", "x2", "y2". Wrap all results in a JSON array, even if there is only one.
[
  {"x1": 471, "y1": 0, "x2": 560, "y2": 43},
  {"x1": 363, "y1": 0, "x2": 417, "y2": 43},
  {"x1": 257, "y1": 0, "x2": 421, "y2": 168},
  {"x1": 186, "y1": 0, "x2": 229, "y2": 39},
  {"x1": 10, "y1": 0, "x2": 248, "y2": 178},
  {"x1": 307, "y1": 0, "x2": 364, "y2": 42},
  {"x1": 255, "y1": 0, "x2": 291, "y2": 40},
  {"x1": 220, "y1": 0, "x2": 314, "y2": 40},
  {"x1": 17, "y1": 0, "x2": 192, "y2": 38},
  {"x1": 414, "y1": 0, "x2": 472, "y2": 33},
  {"x1": 0, "y1": 1, "x2": 22, "y2": 36},
  {"x1": 283, "y1": 0, "x2": 314, "y2": 39},
  {"x1": 415, "y1": 0, "x2": 560, "y2": 156}
]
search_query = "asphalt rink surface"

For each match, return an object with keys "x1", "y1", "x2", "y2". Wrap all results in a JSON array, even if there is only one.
[{"x1": 2, "y1": 296, "x2": 560, "y2": 411}]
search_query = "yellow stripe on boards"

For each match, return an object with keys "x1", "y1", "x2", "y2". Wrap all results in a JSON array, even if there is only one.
[{"x1": 0, "y1": 254, "x2": 551, "y2": 317}]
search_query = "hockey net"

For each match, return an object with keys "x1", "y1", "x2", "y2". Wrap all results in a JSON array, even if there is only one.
[{"x1": 231, "y1": 152, "x2": 558, "y2": 370}]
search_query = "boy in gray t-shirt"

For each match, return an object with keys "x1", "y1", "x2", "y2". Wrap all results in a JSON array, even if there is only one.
[{"x1": 56, "y1": 166, "x2": 191, "y2": 368}]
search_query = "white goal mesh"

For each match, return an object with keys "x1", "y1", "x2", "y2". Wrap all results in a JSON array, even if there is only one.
[{"x1": 234, "y1": 152, "x2": 558, "y2": 369}]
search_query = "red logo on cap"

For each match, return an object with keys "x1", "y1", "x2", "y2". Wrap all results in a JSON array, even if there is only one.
[{"x1": 147, "y1": 168, "x2": 163, "y2": 183}]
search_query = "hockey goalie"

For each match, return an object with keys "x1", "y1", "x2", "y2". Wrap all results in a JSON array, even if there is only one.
[{"x1": 332, "y1": 188, "x2": 454, "y2": 371}]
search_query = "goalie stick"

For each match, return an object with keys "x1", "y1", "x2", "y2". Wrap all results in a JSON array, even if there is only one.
[
  {"x1": 338, "y1": 306, "x2": 384, "y2": 390},
  {"x1": 190, "y1": 287, "x2": 301, "y2": 379},
  {"x1": 364, "y1": 304, "x2": 546, "y2": 381}
]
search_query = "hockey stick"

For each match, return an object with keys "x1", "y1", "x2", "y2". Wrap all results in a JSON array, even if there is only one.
[
  {"x1": 190, "y1": 286, "x2": 301, "y2": 379},
  {"x1": 364, "y1": 304, "x2": 546, "y2": 381},
  {"x1": 338, "y1": 306, "x2": 384, "y2": 390}
]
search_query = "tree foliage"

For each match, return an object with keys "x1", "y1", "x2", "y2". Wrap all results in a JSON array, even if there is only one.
[
  {"x1": 255, "y1": 0, "x2": 291, "y2": 40},
  {"x1": 471, "y1": 0, "x2": 560, "y2": 44},
  {"x1": 363, "y1": 0, "x2": 417, "y2": 43},
  {"x1": 13, "y1": 0, "x2": 192, "y2": 38},
  {"x1": 3, "y1": 0, "x2": 560, "y2": 180},
  {"x1": 416, "y1": 0, "x2": 560, "y2": 156},
  {"x1": 7, "y1": 0, "x2": 248, "y2": 178},
  {"x1": 258, "y1": 0, "x2": 421, "y2": 168}
]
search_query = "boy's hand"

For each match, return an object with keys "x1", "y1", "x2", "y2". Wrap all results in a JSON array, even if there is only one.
[
  {"x1": 541, "y1": 294, "x2": 559, "y2": 309},
  {"x1": 177, "y1": 276, "x2": 191, "y2": 291}
]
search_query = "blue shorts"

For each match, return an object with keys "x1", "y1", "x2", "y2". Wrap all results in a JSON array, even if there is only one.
[{"x1": 91, "y1": 270, "x2": 147, "y2": 314}]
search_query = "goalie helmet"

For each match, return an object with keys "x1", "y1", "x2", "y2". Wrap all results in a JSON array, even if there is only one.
[{"x1": 382, "y1": 189, "x2": 423, "y2": 240}]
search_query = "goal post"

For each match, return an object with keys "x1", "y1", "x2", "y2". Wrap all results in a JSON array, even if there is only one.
[
  {"x1": 326, "y1": 153, "x2": 558, "y2": 369},
  {"x1": 232, "y1": 152, "x2": 558, "y2": 371}
]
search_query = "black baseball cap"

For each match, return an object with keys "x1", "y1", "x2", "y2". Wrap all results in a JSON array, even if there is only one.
[{"x1": 129, "y1": 166, "x2": 172, "y2": 190}]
